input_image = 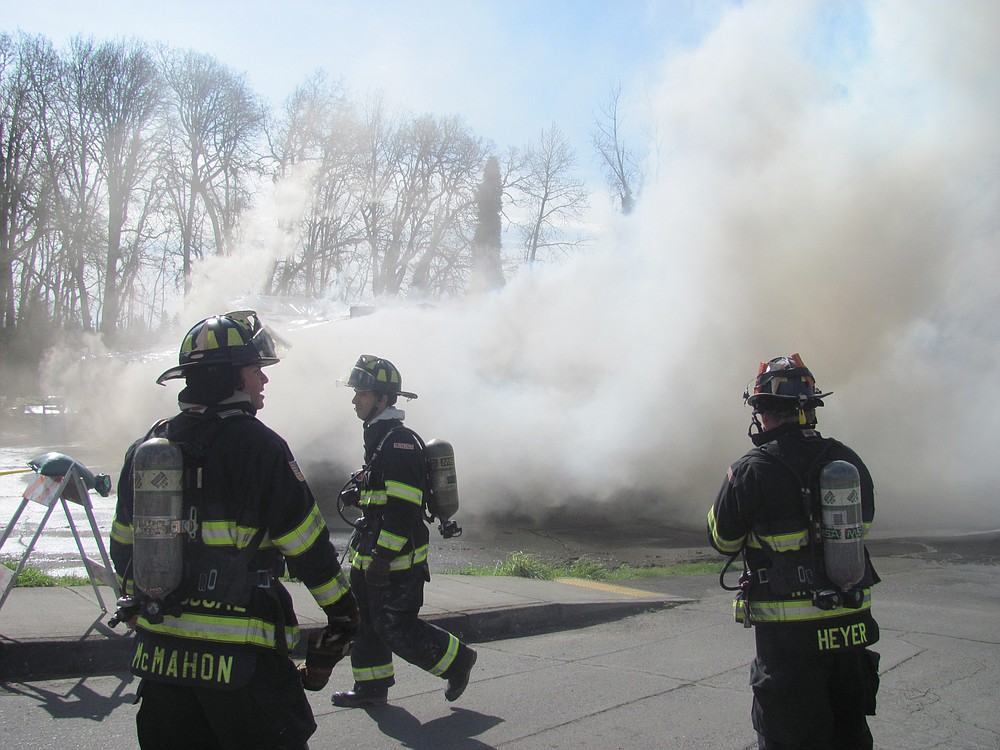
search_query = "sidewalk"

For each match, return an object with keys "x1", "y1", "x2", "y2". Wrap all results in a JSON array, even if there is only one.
[{"x1": 0, "y1": 575, "x2": 688, "y2": 681}]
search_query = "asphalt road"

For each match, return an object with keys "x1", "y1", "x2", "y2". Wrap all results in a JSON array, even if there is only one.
[{"x1": 1, "y1": 552, "x2": 998, "y2": 750}]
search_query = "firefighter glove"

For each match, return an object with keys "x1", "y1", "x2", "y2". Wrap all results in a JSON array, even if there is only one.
[
  {"x1": 299, "y1": 662, "x2": 333, "y2": 691},
  {"x1": 339, "y1": 483, "x2": 360, "y2": 508},
  {"x1": 327, "y1": 609, "x2": 361, "y2": 639},
  {"x1": 366, "y1": 555, "x2": 391, "y2": 587},
  {"x1": 299, "y1": 620, "x2": 357, "y2": 691}
]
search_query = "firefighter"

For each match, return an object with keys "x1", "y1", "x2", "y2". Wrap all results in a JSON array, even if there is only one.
[
  {"x1": 707, "y1": 354, "x2": 881, "y2": 750},
  {"x1": 110, "y1": 311, "x2": 360, "y2": 750},
  {"x1": 330, "y1": 355, "x2": 477, "y2": 708}
]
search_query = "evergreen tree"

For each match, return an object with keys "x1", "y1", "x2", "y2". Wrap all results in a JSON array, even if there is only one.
[{"x1": 470, "y1": 156, "x2": 504, "y2": 291}]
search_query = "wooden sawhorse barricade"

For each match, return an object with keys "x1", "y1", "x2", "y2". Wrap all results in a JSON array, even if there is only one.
[{"x1": 0, "y1": 462, "x2": 117, "y2": 616}]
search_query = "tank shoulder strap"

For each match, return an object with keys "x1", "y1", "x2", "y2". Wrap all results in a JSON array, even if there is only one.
[
  {"x1": 747, "y1": 437, "x2": 837, "y2": 589},
  {"x1": 367, "y1": 425, "x2": 426, "y2": 470},
  {"x1": 367, "y1": 425, "x2": 433, "y2": 522},
  {"x1": 754, "y1": 437, "x2": 835, "y2": 515}
]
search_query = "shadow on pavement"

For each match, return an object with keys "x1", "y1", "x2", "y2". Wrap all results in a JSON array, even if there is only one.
[{"x1": 357, "y1": 703, "x2": 504, "y2": 750}]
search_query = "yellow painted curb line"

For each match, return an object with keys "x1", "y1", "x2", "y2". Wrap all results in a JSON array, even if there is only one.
[{"x1": 553, "y1": 577, "x2": 658, "y2": 598}]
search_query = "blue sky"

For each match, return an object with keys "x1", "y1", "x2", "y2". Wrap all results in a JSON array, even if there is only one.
[{"x1": 5, "y1": 0, "x2": 731, "y2": 167}]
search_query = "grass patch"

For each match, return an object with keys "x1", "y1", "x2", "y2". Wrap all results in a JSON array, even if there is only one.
[
  {"x1": 1, "y1": 558, "x2": 90, "y2": 588},
  {"x1": 446, "y1": 552, "x2": 727, "y2": 581}
]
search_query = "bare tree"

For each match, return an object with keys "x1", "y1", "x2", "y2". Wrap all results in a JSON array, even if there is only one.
[
  {"x1": 39, "y1": 36, "x2": 109, "y2": 332},
  {"x1": 0, "y1": 34, "x2": 53, "y2": 338},
  {"x1": 266, "y1": 71, "x2": 365, "y2": 298},
  {"x1": 273, "y1": 93, "x2": 488, "y2": 301},
  {"x1": 591, "y1": 80, "x2": 643, "y2": 215},
  {"x1": 512, "y1": 124, "x2": 589, "y2": 264},
  {"x1": 159, "y1": 48, "x2": 265, "y2": 293},
  {"x1": 87, "y1": 39, "x2": 164, "y2": 336},
  {"x1": 406, "y1": 114, "x2": 487, "y2": 297}
]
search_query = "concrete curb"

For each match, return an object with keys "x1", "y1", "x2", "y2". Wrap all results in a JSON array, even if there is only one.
[{"x1": 0, "y1": 599, "x2": 679, "y2": 682}]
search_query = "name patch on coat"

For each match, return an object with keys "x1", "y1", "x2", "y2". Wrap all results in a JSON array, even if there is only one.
[
  {"x1": 130, "y1": 638, "x2": 256, "y2": 689},
  {"x1": 393, "y1": 441, "x2": 415, "y2": 450},
  {"x1": 817, "y1": 622, "x2": 871, "y2": 651}
]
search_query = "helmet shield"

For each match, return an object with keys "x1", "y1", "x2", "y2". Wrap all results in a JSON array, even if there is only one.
[
  {"x1": 337, "y1": 354, "x2": 417, "y2": 399},
  {"x1": 224, "y1": 310, "x2": 282, "y2": 363},
  {"x1": 156, "y1": 310, "x2": 282, "y2": 384}
]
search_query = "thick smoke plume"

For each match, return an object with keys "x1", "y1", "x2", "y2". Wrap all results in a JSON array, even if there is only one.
[{"x1": 45, "y1": 0, "x2": 1000, "y2": 533}]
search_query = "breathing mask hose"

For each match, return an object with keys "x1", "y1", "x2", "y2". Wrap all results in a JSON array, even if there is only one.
[{"x1": 336, "y1": 475, "x2": 363, "y2": 529}]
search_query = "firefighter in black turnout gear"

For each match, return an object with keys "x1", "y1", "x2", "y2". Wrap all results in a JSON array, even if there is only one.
[
  {"x1": 331, "y1": 355, "x2": 477, "y2": 708},
  {"x1": 110, "y1": 311, "x2": 360, "y2": 750},
  {"x1": 708, "y1": 354, "x2": 881, "y2": 750}
]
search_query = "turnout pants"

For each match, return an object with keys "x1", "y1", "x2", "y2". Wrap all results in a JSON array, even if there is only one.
[
  {"x1": 349, "y1": 564, "x2": 472, "y2": 692},
  {"x1": 135, "y1": 651, "x2": 314, "y2": 750},
  {"x1": 750, "y1": 646, "x2": 880, "y2": 750}
]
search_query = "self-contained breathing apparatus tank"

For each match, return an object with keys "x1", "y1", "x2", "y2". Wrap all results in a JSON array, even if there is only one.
[
  {"x1": 424, "y1": 439, "x2": 461, "y2": 538},
  {"x1": 336, "y1": 432, "x2": 463, "y2": 539},
  {"x1": 131, "y1": 437, "x2": 198, "y2": 623},
  {"x1": 818, "y1": 459, "x2": 865, "y2": 591}
]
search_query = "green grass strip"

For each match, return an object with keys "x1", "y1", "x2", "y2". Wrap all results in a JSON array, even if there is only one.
[
  {"x1": 446, "y1": 551, "x2": 726, "y2": 581},
  {"x1": 1, "y1": 558, "x2": 90, "y2": 588}
]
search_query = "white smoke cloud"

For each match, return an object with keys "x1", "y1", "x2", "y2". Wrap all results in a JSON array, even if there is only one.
[{"x1": 43, "y1": 0, "x2": 1000, "y2": 533}]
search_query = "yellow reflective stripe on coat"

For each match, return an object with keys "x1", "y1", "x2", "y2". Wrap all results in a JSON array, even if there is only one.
[
  {"x1": 361, "y1": 489, "x2": 387, "y2": 507},
  {"x1": 743, "y1": 589, "x2": 873, "y2": 623},
  {"x1": 707, "y1": 508, "x2": 744, "y2": 554},
  {"x1": 747, "y1": 528, "x2": 809, "y2": 552},
  {"x1": 309, "y1": 569, "x2": 352, "y2": 608},
  {"x1": 139, "y1": 611, "x2": 300, "y2": 651},
  {"x1": 116, "y1": 572, "x2": 133, "y2": 593},
  {"x1": 271, "y1": 504, "x2": 327, "y2": 557},
  {"x1": 111, "y1": 518, "x2": 133, "y2": 546},
  {"x1": 347, "y1": 545, "x2": 429, "y2": 571},
  {"x1": 201, "y1": 521, "x2": 267, "y2": 549},
  {"x1": 353, "y1": 662, "x2": 395, "y2": 683},
  {"x1": 385, "y1": 479, "x2": 422, "y2": 507},
  {"x1": 429, "y1": 633, "x2": 460, "y2": 676},
  {"x1": 377, "y1": 529, "x2": 408, "y2": 552}
]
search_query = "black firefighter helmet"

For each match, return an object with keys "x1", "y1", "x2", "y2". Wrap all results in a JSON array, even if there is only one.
[
  {"x1": 744, "y1": 353, "x2": 832, "y2": 412},
  {"x1": 340, "y1": 355, "x2": 418, "y2": 400},
  {"x1": 156, "y1": 310, "x2": 280, "y2": 385}
]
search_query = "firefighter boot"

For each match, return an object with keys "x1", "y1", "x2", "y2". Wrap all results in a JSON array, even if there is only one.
[
  {"x1": 444, "y1": 647, "x2": 478, "y2": 702},
  {"x1": 331, "y1": 686, "x2": 388, "y2": 708}
]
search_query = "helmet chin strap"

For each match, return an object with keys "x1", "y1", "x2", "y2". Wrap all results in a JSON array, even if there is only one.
[
  {"x1": 363, "y1": 394, "x2": 389, "y2": 423},
  {"x1": 748, "y1": 408, "x2": 810, "y2": 446}
]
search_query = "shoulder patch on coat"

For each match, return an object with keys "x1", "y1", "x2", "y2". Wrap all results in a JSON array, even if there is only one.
[
  {"x1": 393, "y1": 441, "x2": 416, "y2": 451},
  {"x1": 289, "y1": 459, "x2": 306, "y2": 481}
]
